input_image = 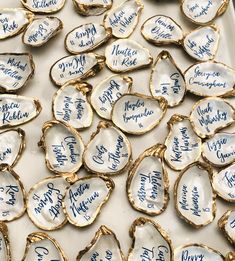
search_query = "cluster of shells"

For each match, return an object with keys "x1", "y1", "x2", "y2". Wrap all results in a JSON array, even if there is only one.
[{"x1": 0, "y1": 0, "x2": 235, "y2": 260}]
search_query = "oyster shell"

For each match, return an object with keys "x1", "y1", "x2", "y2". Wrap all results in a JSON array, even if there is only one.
[
  {"x1": 183, "y1": 25, "x2": 220, "y2": 62},
  {"x1": 105, "y1": 39, "x2": 153, "y2": 73},
  {"x1": 218, "y1": 210, "x2": 235, "y2": 245},
  {"x1": 202, "y1": 132, "x2": 235, "y2": 167},
  {"x1": 0, "y1": 222, "x2": 10, "y2": 261},
  {"x1": 111, "y1": 93, "x2": 168, "y2": 135},
  {"x1": 0, "y1": 94, "x2": 42, "y2": 128},
  {"x1": 174, "y1": 244, "x2": 224, "y2": 261},
  {"x1": 73, "y1": 0, "x2": 113, "y2": 16},
  {"x1": 27, "y1": 176, "x2": 70, "y2": 231},
  {"x1": 149, "y1": 51, "x2": 186, "y2": 107},
  {"x1": 52, "y1": 82, "x2": 93, "y2": 130},
  {"x1": 22, "y1": 17, "x2": 63, "y2": 47},
  {"x1": 50, "y1": 53, "x2": 105, "y2": 86},
  {"x1": 185, "y1": 61, "x2": 235, "y2": 97},
  {"x1": 0, "y1": 164, "x2": 26, "y2": 222},
  {"x1": 189, "y1": 97, "x2": 235, "y2": 138},
  {"x1": 0, "y1": 8, "x2": 34, "y2": 40},
  {"x1": 174, "y1": 162, "x2": 216, "y2": 228},
  {"x1": 127, "y1": 144, "x2": 169, "y2": 216},
  {"x1": 22, "y1": 232, "x2": 67, "y2": 261},
  {"x1": 164, "y1": 114, "x2": 202, "y2": 171},
  {"x1": 63, "y1": 175, "x2": 114, "y2": 227},
  {"x1": 0, "y1": 53, "x2": 35, "y2": 93},
  {"x1": 181, "y1": 0, "x2": 230, "y2": 25},
  {"x1": 128, "y1": 217, "x2": 173, "y2": 261},
  {"x1": 141, "y1": 15, "x2": 184, "y2": 45},
  {"x1": 103, "y1": 0, "x2": 143, "y2": 39},
  {"x1": 0, "y1": 128, "x2": 25, "y2": 167},
  {"x1": 83, "y1": 121, "x2": 132, "y2": 175},
  {"x1": 77, "y1": 225, "x2": 125, "y2": 261},
  {"x1": 21, "y1": 0, "x2": 65, "y2": 13},
  {"x1": 65, "y1": 23, "x2": 112, "y2": 54},
  {"x1": 90, "y1": 74, "x2": 133, "y2": 120},
  {"x1": 38, "y1": 120, "x2": 85, "y2": 175}
]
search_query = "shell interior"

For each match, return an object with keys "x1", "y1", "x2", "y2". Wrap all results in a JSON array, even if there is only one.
[
  {"x1": 224, "y1": 211, "x2": 235, "y2": 243},
  {"x1": 21, "y1": 0, "x2": 65, "y2": 13}
]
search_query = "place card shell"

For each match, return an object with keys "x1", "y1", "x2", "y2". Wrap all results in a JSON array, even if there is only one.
[
  {"x1": 50, "y1": 53, "x2": 105, "y2": 86},
  {"x1": 73, "y1": 0, "x2": 113, "y2": 16},
  {"x1": 52, "y1": 82, "x2": 93, "y2": 129},
  {"x1": 0, "y1": 164, "x2": 26, "y2": 222},
  {"x1": 149, "y1": 50, "x2": 186, "y2": 107},
  {"x1": 189, "y1": 97, "x2": 235, "y2": 139},
  {"x1": 181, "y1": 0, "x2": 230, "y2": 25},
  {"x1": 0, "y1": 128, "x2": 25, "y2": 167},
  {"x1": 141, "y1": 15, "x2": 184, "y2": 45},
  {"x1": 128, "y1": 217, "x2": 173, "y2": 261},
  {"x1": 21, "y1": 0, "x2": 66, "y2": 13},
  {"x1": 38, "y1": 120, "x2": 85, "y2": 175},
  {"x1": 22, "y1": 17, "x2": 63, "y2": 47},
  {"x1": 63, "y1": 175, "x2": 114, "y2": 227},
  {"x1": 77, "y1": 225, "x2": 125, "y2": 261},
  {"x1": 0, "y1": 222, "x2": 10, "y2": 261},
  {"x1": 27, "y1": 175, "x2": 70, "y2": 231},
  {"x1": 0, "y1": 8, "x2": 34, "y2": 40},
  {"x1": 185, "y1": 61, "x2": 235, "y2": 97},
  {"x1": 174, "y1": 244, "x2": 224, "y2": 261},
  {"x1": 174, "y1": 162, "x2": 216, "y2": 228},
  {"x1": 103, "y1": 0, "x2": 144, "y2": 39},
  {"x1": 105, "y1": 39, "x2": 153, "y2": 73},
  {"x1": 0, "y1": 94, "x2": 42, "y2": 129},
  {"x1": 90, "y1": 74, "x2": 133, "y2": 120},
  {"x1": 164, "y1": 114, "x2": 202, "y2": 171},
  {"x1": 65, "y1": 23, "x2": 112, "y2": 54},
  {"x1": 111, "y1": 93, "x2": 168, "y2": 135},
  {"x1": 183, "y1": 25, "x2": 220, "y2": 62},
  {"x1": 218, "y1": 210, "x2": 235, "y2": 245},
  {"x1": 22, "y1": 232, "x2": 67, "y2": 261},
  {"x1": 127, "y1": 144, "x2": 169, "y2": 216},
  {"x1": 83, "y1": 121, "x2": 132, "y2": 175},
  {"x1": 0, "y1": 53, "x2": 35, "y2": 93}
]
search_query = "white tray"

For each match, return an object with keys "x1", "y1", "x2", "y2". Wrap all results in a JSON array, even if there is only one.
[{"x1": 0, "y1": 0, "x2": 235, "y2": 260}]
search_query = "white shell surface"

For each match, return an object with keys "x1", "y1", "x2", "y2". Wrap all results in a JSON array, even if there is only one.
[
  {"x1": 175, "y1": 163, "x2": 215, "y2": 227},
  {"x1": 202, "y1": 132, "x2": 235, "y2": 167},
  {"x1": 103, "y1": 0, "x2": 143, "y2": 39},
  {"x1": 0, "y1": 8, "x2": 33, "y2": 40},
  {"x1": 224, "y1": 210, "x2": 235, "y2": 243},
  {"x1": 65, "y1": 23, "x2": 111, "y2": 54},
  {"x1": 0, "y1": 53, "x2": 34, "y2": 92},
  {"x1": 23, "y1": 17, "x2": 62, "y2": 47},
  {"x1": 141, "y1": 15, "x2": 184, "y2": 45},
  {"x1": 0, "y1": 94, "x2": 41, "y2": 128},
  {"x1": 164, "y1": 116, "x2": 202, "y2": 170},
  {"x1": 63, "y1": 176, "x2": 113, "y2": 227},
  {"x1": 174, "y1": 245, "x2": 224, "y2": 261},
  {"x1": 182, "y1": 0, "x2": 228, "y2": 24},
  {"x1": 0, "y1": 167, "x2": 25, "y2": 221},
  {"x1": 111, "y1": 94, "x2": 167, "y2": 135},
  {"x1": 83, "y1": 122, "x2": 131, "y2": 175},
  {"x1": 52, "y1": 83, "x2": 93, "y2": 129},
  {"x1": 105, "y1": 39, "x2": 152, "y2": 72},
  {"x1": 27, "y1": 176, "x2": 70, "y2": 230},
  {"x1": 213, "y1": 164, "x2": 235, "y2": 201},
  {"x1": 189, "y1": 98, "x2": 235, "y2": 138},
  {"x1": 90, "y1": 75, "x2": 132, "y2": 120},
  {"x1": 0, "y1": 129, "x2": 25, "y2": 167},
  {"x1": 40, "y1": 121, "x2": 85, "y2": 174},
  {"x1": 183, "y1": 25, "x2": 220, "y2": 61},
  {"x1": 185, "y1": 61, "x2": 235, "y2": 97},
  {"x1": 150, "y1": 51, "x2": 186, "y2": 107},
  {"x1": 21, "y1": 0, "x2": 65, "y2": 13},
  {"x1": 50, "y1": 53, "x2": 105, "y2": 86}
]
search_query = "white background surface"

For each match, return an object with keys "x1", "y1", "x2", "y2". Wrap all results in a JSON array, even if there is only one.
[{"x1": 0, "y1": 0, "x2": 235, "y2": 260}]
